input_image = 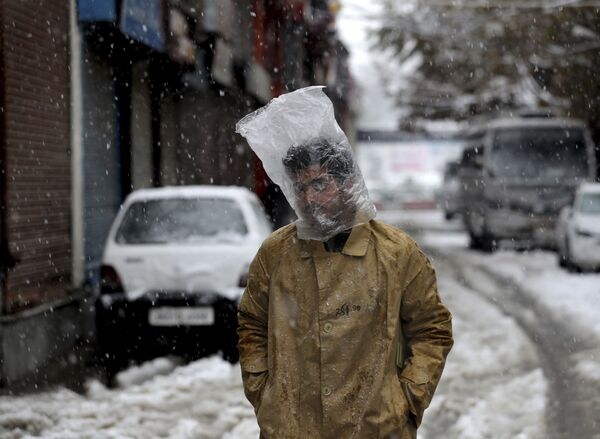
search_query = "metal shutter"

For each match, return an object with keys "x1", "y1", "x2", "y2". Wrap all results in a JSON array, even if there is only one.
[
  {"x1": 81, "y1": 42, "x2": 121, "y2": 285},
  {"x1": 2, "y1": 0, "x2": 71, "y2": 310}
]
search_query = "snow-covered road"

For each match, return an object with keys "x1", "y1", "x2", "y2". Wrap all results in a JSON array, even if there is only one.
[
  {"x1": 0, "y1": 357, "x2": 259, "y2": 439},
  {"x1": 387, "y1": 210, "x2": 600, "y2": 439},
  {"x1": 1, "y1": 209, "x2": 599, "y2": 438}
]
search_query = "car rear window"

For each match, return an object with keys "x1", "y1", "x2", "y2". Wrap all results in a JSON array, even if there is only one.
[
  {"x1": 579, "y1": 193, "x2": 600, "y2": 214},
  {"x1": 491, "y1": 128, "x2": 588, "y2": 181},
  {"x1": 116, "y1": 198, "x2": 248, "y2": 244}
]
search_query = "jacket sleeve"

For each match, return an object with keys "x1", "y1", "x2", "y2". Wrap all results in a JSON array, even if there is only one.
[
  {"x1": 399, "y1": 250, "x2": 453, "y2": 427},
  {"x1": 237, "y1": 246, "x2": 270, "y2": 411}
]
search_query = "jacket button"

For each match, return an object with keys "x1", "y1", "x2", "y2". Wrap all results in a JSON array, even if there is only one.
[
  {"x1": 322, "y1": 386, "x2": 332, "y2": 396},
  {"x1": 323, "y1": 322, "x2": 333, "y2": 333}
]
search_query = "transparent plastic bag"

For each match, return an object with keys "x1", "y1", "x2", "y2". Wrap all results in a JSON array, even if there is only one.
[{"x1": 236, "y1": 86, "x2": 376, "y2": 241}]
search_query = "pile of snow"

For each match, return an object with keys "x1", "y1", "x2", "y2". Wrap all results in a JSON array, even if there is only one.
[
  {"x1": 465, "y1": 250, "x2": 600, "y2": 341},
  {"x1": 0, "y1": 356, "x2": 259, "y2": 439},
  {"x1": 420, "y1": 260, "x2": 547, "y2": 439}
]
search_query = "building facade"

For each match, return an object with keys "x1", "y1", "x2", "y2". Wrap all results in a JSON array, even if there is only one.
[
  {"x1": 0, "y1": 0, "x2": 354, "y2": 387},
  {"x1": 0, "y1": 0, "x2": 83, "y2": 388},
  {"x1": 0, "y1": 0, "x2": 72, "y2": 314}
]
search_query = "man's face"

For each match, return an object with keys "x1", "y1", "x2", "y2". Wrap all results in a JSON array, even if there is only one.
[{"x1": 292, "y1": 164, "x2": 350, "y2": 232}]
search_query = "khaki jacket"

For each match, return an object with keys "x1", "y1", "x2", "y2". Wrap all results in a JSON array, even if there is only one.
[{"x1": 238, "y1": 220, "x2": 453, "y2": 439}]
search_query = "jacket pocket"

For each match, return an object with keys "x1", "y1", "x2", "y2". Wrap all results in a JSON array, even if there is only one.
[
  {"x1": 241, "y1": 369, "x2": 269, "y2": 412},
  {"x1": 399, "y1": 366, "x2": 429, "y2": 385},
  {"x1": 241, "y1": 356, "x2": 268, "y2": 374},
  {"x1": 378, "y1": 374, "x2": 410, "y2": 438},
  {"x1": 398, "y1": 373, "x2": 429, "y2": 429},
  {"x1": 256, "y1": 376, "x2": 276, "y2": 436}
]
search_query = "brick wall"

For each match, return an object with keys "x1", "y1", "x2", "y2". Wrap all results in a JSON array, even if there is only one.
[{"x1": 1, "y1": 0, "x2": 71, "y2": 312}]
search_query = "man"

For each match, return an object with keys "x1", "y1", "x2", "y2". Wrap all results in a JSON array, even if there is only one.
[{"x1": 237, "y1": 137, "x2": 453, "y2": 439}]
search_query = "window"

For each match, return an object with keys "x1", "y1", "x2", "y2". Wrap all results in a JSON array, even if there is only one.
[
  {"x1": 578, "y1": 193, "x2": 600, "y2": 214},
  {"x1": 491, "y1": 128, "x2": 588, "y2": 180}
]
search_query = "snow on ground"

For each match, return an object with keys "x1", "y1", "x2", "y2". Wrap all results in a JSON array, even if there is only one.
[
  {"x1": 0, "y1": 356, "x2": 259, "y2": 439},
  {"x1": 446, "y1": 369, "x2": 546, "y2": 439},
  {"x1": 465, "y1": 250, "x2": 600, "y2": 340},
  {"x1": 410, "y1": 208, "x2": 600, "y2": 397},
  {"x1": 461, "y1": 248, "x2": 600, "y2": 387},
  {"x1": 406, "y1": 209, "x2": 600, "y2": 345},
  {"x1": 419, "y1": 253, "x2": 546, "y2": 439}
]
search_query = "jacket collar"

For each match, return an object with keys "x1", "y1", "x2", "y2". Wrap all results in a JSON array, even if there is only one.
[{"x1": 298, "y1": 222, "x2": 371, "y2": 258}]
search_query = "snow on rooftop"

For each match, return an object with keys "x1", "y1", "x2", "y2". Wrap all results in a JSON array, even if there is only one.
[
  {"x1": 579, "y1": 182, "x2": 600, "y2": 193},
  {"x1": 126, "y1": 185, "x2": 254, "y2": 203}
]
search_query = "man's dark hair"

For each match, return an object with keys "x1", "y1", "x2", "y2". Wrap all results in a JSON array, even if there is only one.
[{"x1": 282, "y1": 138, "x2": 354, "y2": 180}]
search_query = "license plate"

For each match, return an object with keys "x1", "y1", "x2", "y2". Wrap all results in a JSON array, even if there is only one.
[{"x1": 148, "y1": 307, "x2": 215, "y2": 326}]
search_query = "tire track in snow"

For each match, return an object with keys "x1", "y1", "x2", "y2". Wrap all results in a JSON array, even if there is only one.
[
  {"x1": 419, "y1": 258, "x2": 545, "y2": 439},
  {"x1": 433, "y1": 247, "x2": 600, "y2": 439}
]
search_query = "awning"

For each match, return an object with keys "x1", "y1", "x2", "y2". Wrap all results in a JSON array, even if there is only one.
[{"x1": 120, "y1": 0, "x2": 165, "y2": 52}]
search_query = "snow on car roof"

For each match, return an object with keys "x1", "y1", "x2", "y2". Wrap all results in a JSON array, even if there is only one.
[
  {"x1": 485, "y1": 117, "x2": 588, "y2": 130},
  {"x1": 578, "y1": 182, "x2": 600, "y2": 194},
  {"x1": 124, "y1": 185, "x2": 256, "y2": 204},
  {"x1": 465, "y1": 117, "x2": 588, "y2": 135}
]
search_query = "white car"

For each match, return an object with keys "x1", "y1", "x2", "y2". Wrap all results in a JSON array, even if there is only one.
[
  {"x1": 95, "y1": 185, "x2": 272, "y2": 377},
  {"x1": 556, "y1": 182, "x2": 600, "y2": 271}
]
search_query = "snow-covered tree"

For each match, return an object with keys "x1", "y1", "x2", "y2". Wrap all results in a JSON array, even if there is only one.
[{"x1": 374, "y1": 0, "x2": 600, "y2": 131}]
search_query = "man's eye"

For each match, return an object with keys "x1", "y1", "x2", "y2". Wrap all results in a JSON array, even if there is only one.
[
  {"x1": 293, "y1": 177, "x2": 331, "y2": 193},
  {"x1": 312, "y1": 179, "x2": 329, "y2": 191}
]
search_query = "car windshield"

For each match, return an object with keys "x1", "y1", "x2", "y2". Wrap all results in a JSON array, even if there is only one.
[
  {"x1": 490, "y1": 128, "x2": 588, "y2": 181},
  {"x1": 116, "y1": 198, "x2": 248, "y2": 244},
  {"x1": 578, "y1": 193, "x2": 600, "y2": 214}
]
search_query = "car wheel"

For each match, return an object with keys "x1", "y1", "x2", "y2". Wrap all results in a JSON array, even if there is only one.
[
  {"x1": 220, "y1": 322, "x2": 239, "y2": 364},
  {"x1": 469, "y1": 232, "x2": 483, "y2": 250},
  {"x1": 95, "y1": 321, "x2": 129, "y2": 386},
  {"x1": 96, "y1": 344, "x2": 129, "y2": 387},
  {"x1": 221, "y1": 344, "x2": 240, "y2": 364},
  {"x1": 468, "y1": 213, "x2": 497, "y2": 253},
  {"x1": 558, "y1": 253, "x2": 567, "y2": 268},
  {"x1": 478, "y1": 232, "x2": 497, "y2": 253},
  {"x1": 562, "y1": 238, "x2": 581, "y2": 273},
  {"x1": 215, "y1": 299, "x2": 240, "y2": 364},
  {"x1": 558, "y1": 238, "x2": 568, "y2": 268}
]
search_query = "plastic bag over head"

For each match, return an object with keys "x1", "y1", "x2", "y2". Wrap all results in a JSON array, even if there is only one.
[{"x1": 236, "y1": 86, "x2": 376, "y2": 241}]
